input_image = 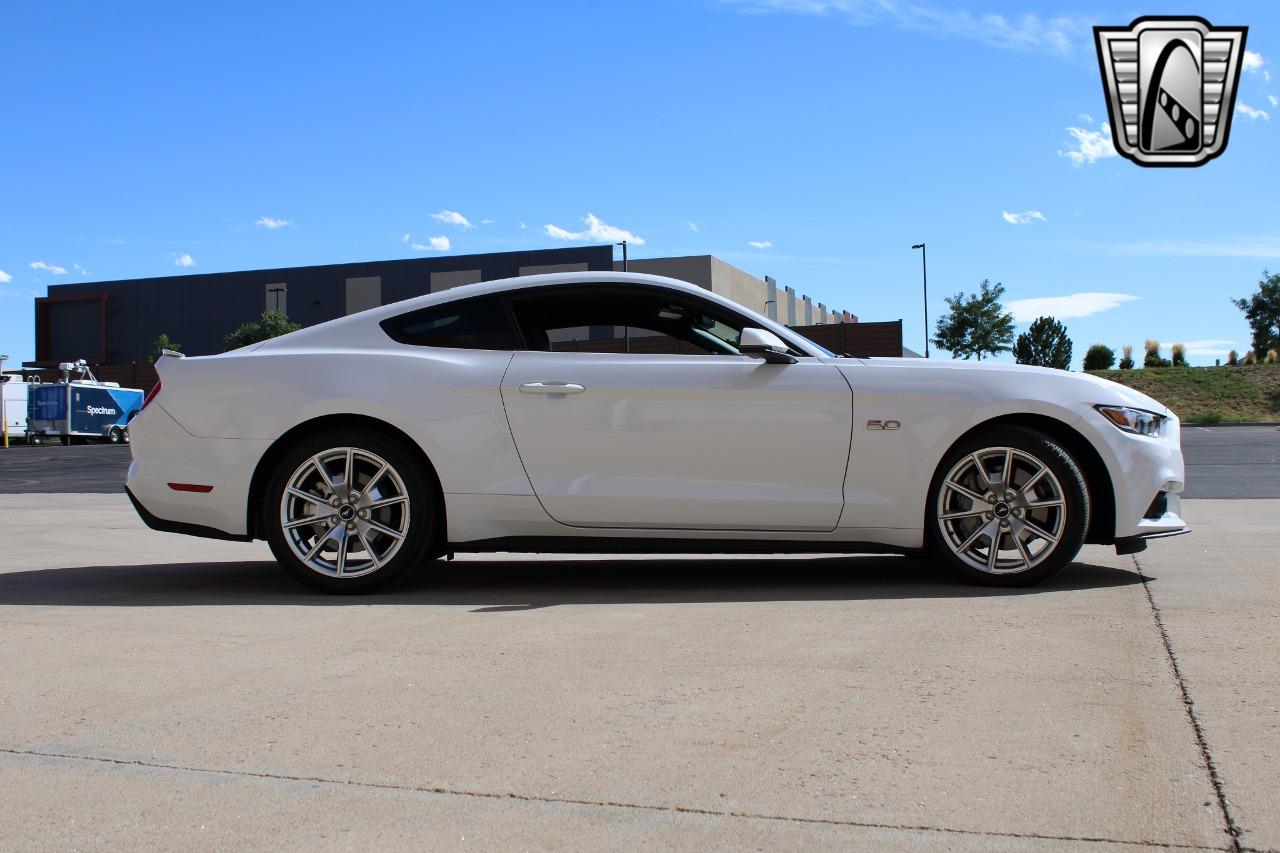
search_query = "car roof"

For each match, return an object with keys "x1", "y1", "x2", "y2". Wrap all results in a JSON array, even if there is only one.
[{"x1": 253, "y1": 270, "x2": 828, "y2": 358}]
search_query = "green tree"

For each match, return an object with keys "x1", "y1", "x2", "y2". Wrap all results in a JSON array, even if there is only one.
[
  {"x1": 1013, "y1": 316, "x2": 1073, "y2": 369},
  {"x1": 224, "y1": 310, "x2": 301, "y2": 351},
  {"x1": 1232, "y1": 270, "x2": 1280, "y2": 357},
  {"x1": 932, "y1": 279, "x2": 1015, "y2": 361},
  {"x1": 148, "y1": 332, "x2": 181, "y2": 363},
  {"x1": 1083, "y1": 343, "x2": 1116, "y2": 371}
]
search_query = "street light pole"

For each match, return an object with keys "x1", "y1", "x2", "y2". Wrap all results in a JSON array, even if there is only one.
[
  {"x1": 616, "y1": 240, "x2": 628, "y2": 272},
  {"x1": 911, "y1": 243, "x2": 929, "y2": 358}
]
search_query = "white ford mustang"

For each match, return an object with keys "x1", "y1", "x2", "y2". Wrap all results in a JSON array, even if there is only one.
[{"x1": 126, "y1": 271, "x2": 1188, "y2": 592}]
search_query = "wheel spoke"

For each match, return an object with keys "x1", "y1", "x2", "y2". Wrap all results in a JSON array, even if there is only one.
[
  {"x1": 946, "y1": 481, "x2": 989, "y2": 505},
  {"x1": 1011, "y1": 527, "x2": 1033, "y2": 569},
  {"x1": 304, "y1": 526, "x2": 336, "y2": 561},
  {"x1": 287, "y1": 485, "x2": 326, "y2": 504},
  {"x1": 363, "y1": 462, "x2": 389, "y2": 496},
  {"x1": 957, "y1": 520, "x2": 994, "y2": 555},
  {"x1": 362, "y1": 517, "x2": 405, "y2": 541},
  {"x1": 941, "y1": 507, "x2": 986, "y2": 521},
  {"x1": 970, "y1": 453, "x2": 997, "y2": 489},
  {"x1": 312, "y1": 454, "x2": 338, "y2": 493},
  {"x1": 359, "y1": 494, "x2": 406, "y2": 511},
  {"x1": 354, "y1": 525, "x2": 381, "y2": 569},
  {"x1": 1001, "y1": 448, "x2": 1013, "y2": 490},
  {"x1": 1021, "y1": 517, "x2": 1060, "y2": 545},
  {"x1": 1024, "y1": 498, "x2": 1065, "y2": 510},
  {"x1": 1017, "y1": 465, "x2": 1049, "y2": 499},
  {"x1": 987, "y1": 531, "x2": 1002, "y2": 572},
  {"x1": 335, "y1": 527, "x2": 349, "y2": 576},
  {"x1": 343, "y1": 448, "x2": 355, "y2": 493},
  {"x1": 284, "y1": 514, "x2": 328, "y2": 530}
]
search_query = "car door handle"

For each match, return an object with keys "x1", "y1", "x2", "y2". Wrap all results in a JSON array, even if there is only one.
[{"x1": 519, "y1": 381, "x2": 585, "y2": 395}]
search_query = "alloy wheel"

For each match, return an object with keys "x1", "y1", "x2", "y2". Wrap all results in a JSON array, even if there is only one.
[
  {"x1": 935, "y1": 446, "x2": 1067, "y2": 575},
  {"x1": 279, "y1": 447, "x2": 411, "y2": 578}
]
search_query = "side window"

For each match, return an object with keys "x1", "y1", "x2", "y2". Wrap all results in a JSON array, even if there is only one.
[
  {"x1": 380, "y1": 295, "x2": 518, "y2": 350},
  {"x1": 510, "y1": 287, "x2": 748, "y2": 356}
]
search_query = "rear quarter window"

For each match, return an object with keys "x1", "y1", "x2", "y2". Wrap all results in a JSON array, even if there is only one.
[{"x1": 380, "y1": 295, "x2": 518, "y2": 350}]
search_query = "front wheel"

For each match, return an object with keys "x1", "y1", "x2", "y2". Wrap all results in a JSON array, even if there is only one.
[
  {"x1": 264, "y1": 429, "x2": 438, "y2": 593},
  {"x1": 926, "y1": 427, "x2": 1090, "y2": 586}
]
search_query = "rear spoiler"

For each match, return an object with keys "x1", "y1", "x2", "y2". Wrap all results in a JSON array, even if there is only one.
[{"x1": 160, "y1": 349, "x2": 184, "y2": 359}]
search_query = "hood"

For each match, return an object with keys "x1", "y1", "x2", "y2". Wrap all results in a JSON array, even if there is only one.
[{"x1": 860, "y1": 357, "x2": 1171, "y2": 415}]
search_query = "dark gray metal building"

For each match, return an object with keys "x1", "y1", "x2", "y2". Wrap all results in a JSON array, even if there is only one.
[{"x1": 35, "y1": 246, "x2": 613, "y2": 364}]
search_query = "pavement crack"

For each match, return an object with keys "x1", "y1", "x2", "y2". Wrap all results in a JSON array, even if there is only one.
[
  {"x1": 1134, "y1": 554, "x2": 1243, "y2": 852},
  {"x1": 0, "y1": 746, "x2": 1224, "y2": 850}
]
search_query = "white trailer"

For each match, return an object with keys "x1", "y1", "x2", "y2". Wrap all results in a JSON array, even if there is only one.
[{"x1": 2, "y1": 374, "x2": 29, "y2": 442}]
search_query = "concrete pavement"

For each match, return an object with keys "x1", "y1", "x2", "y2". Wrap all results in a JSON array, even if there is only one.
[{"x1": 2, "y1": 493, "x2": 1275, "y2": 849}]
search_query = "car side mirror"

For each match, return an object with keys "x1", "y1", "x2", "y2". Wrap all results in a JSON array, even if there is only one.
[{"x1": 739, "y1": 327, "x2": 798, "y2": 364}]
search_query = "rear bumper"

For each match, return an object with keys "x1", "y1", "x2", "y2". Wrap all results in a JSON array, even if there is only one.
[
  {"x1": 125, "y1": 403, "x2": 268, "y2": 539},
  {"x1": 125, "y1": 486, "x2": 252, "y2": 542}
]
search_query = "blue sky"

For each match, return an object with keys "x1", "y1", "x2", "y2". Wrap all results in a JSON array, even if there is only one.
[{"x1": 1, "y1": 1, "x2": 1276, "y2": 367}]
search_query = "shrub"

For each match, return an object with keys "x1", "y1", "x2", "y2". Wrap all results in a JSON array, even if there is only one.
[
  {"x1": 1144, "y1": 339, "x2": 1171, "y2": 368},
  {"x1": 1267, "y1": 349, "x2": 1279, "y2": 365},
  {"x1": 1171, "y1": 342, "x2": 1187, "y2": 367},
  {"x1": 1083, "y1": 343, "x2": 1116, "y2": 371},
  {"x1": 1243, "y1": 351, "x2": 1258, "y2": 364},
  {"x1": 1190, "y1": 410, "x2": 1225, "y2": 425},
  {"x1": 1118, "y1": 344, "x2": 1135, "y2": 370},
  {"x1": 1227, "y1": 349, "x2": 1239, "y2": 366}
]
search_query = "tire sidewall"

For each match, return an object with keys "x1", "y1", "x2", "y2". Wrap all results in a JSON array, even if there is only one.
[
  {"x1": 264, "y1": 429, "x2": 436, "y2": 593},
  {"x1": 926, "y1": 427, "x2": 1090, "y2": 586}
]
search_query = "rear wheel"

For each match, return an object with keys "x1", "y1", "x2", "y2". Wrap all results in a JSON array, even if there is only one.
[
  {"x1": 264, "y1": 429, "x2": 438, "y2": 593},
  {"x1": 106, "y1": 428, "x2": 121, "y2": 444},
  {"x1": 926, "y1": 427, "x2": 1089, "y2": 586}
]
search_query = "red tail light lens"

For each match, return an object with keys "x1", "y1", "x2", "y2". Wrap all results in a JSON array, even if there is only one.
[{"x1": 141, "y1": 380, "x2": 162, "y2": 411}]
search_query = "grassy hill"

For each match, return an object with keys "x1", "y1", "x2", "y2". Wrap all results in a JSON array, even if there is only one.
[{"x1": 1087, "y1": 365, "x2": 1280, "y2": 424}]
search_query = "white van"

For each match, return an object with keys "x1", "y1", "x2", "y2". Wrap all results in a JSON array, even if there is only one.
[{"x1": 2, "y1": 374, "x2": 29, "y2": 439}]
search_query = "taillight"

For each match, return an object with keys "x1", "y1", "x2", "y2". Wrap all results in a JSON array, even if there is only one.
[{"x1": 141, "y1": 380, "x2": 162, "y2": 411}]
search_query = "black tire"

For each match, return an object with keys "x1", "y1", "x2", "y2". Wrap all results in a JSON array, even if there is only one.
[
  {"x1": 263, "y1": 428, "x2": 439, "y2": 594},
  {"x1": 122, "y1": 429, "x2": 131, "y2": 444},
  {"x1": 926, "y1": 427, "x2": 1090, "y2": 587},
  {"x1": 107, "y1": 428, "x2": 121, "y2": 444}
]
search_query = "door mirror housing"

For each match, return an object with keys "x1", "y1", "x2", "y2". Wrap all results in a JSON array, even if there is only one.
[{"x1": 739, "y1": 327, "x2": 798, "y2": 364}]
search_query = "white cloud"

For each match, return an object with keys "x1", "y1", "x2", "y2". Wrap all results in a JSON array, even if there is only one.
[
  {"x1": 0, "y1": 269, "x2": 11, "y2": 283},
  {"x1": 687, "y1": 221, "x2": 700, "y2": 232},
  {"x1": 1077, "y1": 113, "x2": 1094, "y2": 125},
  {"x1": 431, "y1": 210, "x2": 474, "y2": 229},
  {"x1": 1180, "y1": 339, "x2": 1237, "y2": 357},
  {"x1": 399, "y1": 233, "x2": 410, "y2": 243},
  {"x1": 720, "y1": 0, "x2": 1086, "y2": 55},
  {"x1": 747, "y1": 239, "x2": 773, "y2": 249},
  {"x1": 72, "y1": 263, "x2": 89, "y2": 276},
  {"x1": 172, "y1": 253, "x2": 196, "y2": 268},
  {"x1": 1001, "y1": 210, "x2": 1046, "y2": 225},
  {"x1": 412, "y1": 236, "x2": 450, "y2": 251},
  {"x1": 1237, "y1": 102, "x2": 1270, "y2": 121},
  {"x1": 519, "y1": 222, "x2": 528, "y2": 230},
  {"x1": 1006, "y1": 292, "x2": 1139, "y2": 322},
  {"x1": 29, "y1": 261, "x2": 67, "y2": 275},
  {"x1": 255, "y1": 216, "x2": 290, "y2": 230},
  {"x1": 543, "y1": 213, "x2": 646, "y2": 245},
  {"x1": 1243, "y1": 50, "x2": 1264, "y2": 73},
  {"x1": 481, "y1": 218, "x2": 495, "y2": 225},
  {"x1": 1059, "y1": 124, "x2": 1117, "y2": 166},
  {"x1": 1270, "y1": 95, "x2": 1279, "y2": 108}
]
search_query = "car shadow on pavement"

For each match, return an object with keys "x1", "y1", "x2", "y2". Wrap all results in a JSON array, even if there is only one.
[{"x1": 0, "y1": 555, "x2": 1143, "y2": 608}]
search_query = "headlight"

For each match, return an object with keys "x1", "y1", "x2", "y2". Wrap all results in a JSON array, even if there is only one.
[{"x1": 1095, "y1": 405, "x2": 1167, "y2": 437}]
